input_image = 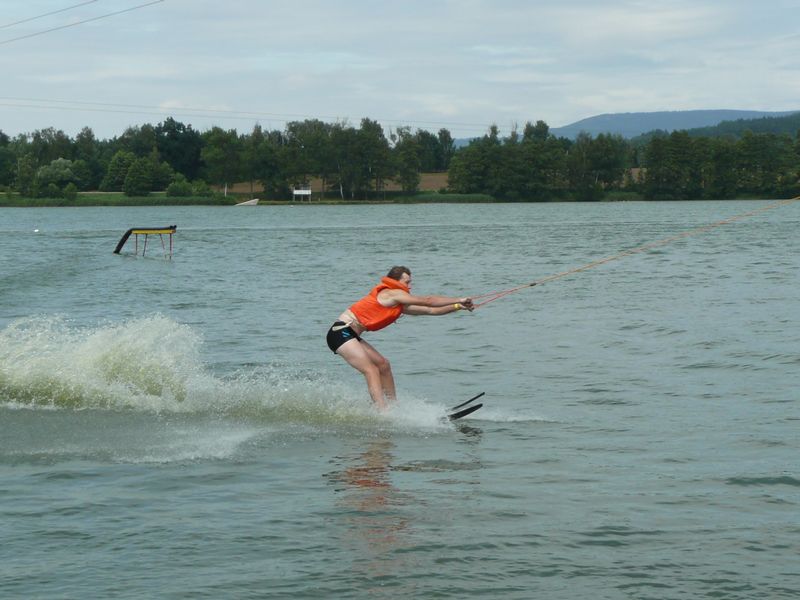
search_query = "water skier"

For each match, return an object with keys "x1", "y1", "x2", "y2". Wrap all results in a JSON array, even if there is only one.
[{"x1": 326, "y1": 266, "x2": 474, "y2": 411}]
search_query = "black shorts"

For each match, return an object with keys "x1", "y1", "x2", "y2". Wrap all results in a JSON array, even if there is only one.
[{"x1": 326, "y1": 321, "x2": 362, "y2": 353}]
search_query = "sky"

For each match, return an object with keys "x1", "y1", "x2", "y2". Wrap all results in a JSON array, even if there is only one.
[{"x1": 1, "y1": 0, "x2": 800, "y2": 140}]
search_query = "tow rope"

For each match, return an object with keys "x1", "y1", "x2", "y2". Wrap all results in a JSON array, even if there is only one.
[{"x1": 473, "y1": 197, "x2": 799, "y2": 308}]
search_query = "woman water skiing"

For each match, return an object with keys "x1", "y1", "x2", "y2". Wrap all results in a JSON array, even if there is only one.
[{"x1": 326, "y1": 266, "x2": 474, "y2": 411}]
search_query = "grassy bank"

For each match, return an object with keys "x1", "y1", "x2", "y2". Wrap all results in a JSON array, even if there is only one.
[{"x1": 0, "y1": 192, "x2": 239, "y2": 207}]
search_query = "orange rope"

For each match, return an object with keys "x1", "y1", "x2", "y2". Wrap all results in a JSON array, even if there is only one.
[{"x1": 474, "y1": 197, "x2": 799, "y2": 308}]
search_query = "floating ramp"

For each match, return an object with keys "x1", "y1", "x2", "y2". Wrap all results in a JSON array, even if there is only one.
[{"x1": 114, "y1": 225, "x2": 176, "y2": 258}]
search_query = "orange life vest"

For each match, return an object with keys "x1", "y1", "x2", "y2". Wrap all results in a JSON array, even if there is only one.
[{"x1": 349, "y1": 277, "x2": 410, "y2": 331}]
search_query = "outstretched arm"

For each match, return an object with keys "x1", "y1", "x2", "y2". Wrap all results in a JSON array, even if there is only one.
[
  {"x1": 378, "y1": 288, "x2": 474, "y2": 315},
  {"x1": 403, "y1": 301, "x2": 473, "y2": 316}
]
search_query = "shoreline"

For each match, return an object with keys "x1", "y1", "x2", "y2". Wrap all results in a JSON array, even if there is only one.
[
  {"x1": 0, "y1": 191, "x2": 501, "y2": 207},
  {"x1": 3, "y1": 191, "x2": 789, "y2": 208}
]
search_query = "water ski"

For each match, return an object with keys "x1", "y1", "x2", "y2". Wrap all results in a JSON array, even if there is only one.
[
  {"x1": 450, "y1": 392, "x2": 485, "y2": 412},
  {"x1": 447, "y1": 392, "x2": 485, "y2": 421},
  {"x1": 448, "y1": 402, "x2": 483, "y2": 421}
]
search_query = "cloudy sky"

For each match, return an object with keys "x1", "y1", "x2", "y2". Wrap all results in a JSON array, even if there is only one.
[{"x1": 2, "y1": 0, "x2": 799, "y2": 139}]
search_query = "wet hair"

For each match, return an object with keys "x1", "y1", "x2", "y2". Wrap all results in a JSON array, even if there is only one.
[{"x1": 386, "y1": 266, "x2": 411, "y2": 280}]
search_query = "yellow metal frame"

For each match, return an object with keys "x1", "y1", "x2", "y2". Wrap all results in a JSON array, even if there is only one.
[{"x1": 114, "y1": 225, "x2": 176, "y2": 258}]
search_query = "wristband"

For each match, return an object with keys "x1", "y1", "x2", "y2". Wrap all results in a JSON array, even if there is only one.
[{"x1": 453, "y1": 303, "x2": 462, "y2": 311}]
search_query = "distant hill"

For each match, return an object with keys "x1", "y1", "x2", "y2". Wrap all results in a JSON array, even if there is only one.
[
  {"x1": 452, "y1": 109, "x2": 800, "y2": 146},
  {"x1": 550, "y1": 110, "x2": 799, "y2": 139},
  {"x1": 683, "y1": 111, "x2": 800, "y2": 139}
]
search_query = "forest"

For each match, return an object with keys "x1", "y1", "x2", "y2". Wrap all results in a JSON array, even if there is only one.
[{"x1": 1, "y1": 115, "x2": 798, "y2": 202}]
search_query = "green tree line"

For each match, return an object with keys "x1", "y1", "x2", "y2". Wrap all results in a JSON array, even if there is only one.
[
  {"x1": 1, "y1": 117, "x2": 798, "y2": 201},
  {"x1": 0, "y1": 118, "x2": 455, "y2": 200},
  {"x1": 449, "y1": 122, "x2": 800, "y2": 200}
]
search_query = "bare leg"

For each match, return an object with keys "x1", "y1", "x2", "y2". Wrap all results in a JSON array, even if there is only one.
[
  {"x1": 336, "y1": 339, "x2": 394, "y2": 410},
  {"x1": 358, "y1": 339, "x2": 396, "y2": 402}
]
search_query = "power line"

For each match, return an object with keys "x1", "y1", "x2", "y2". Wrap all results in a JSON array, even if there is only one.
[
  {"x1": 0, "y1": 100, "x2": 273, "y2": 123},
  {"x1": 0, "y1": 96, "x2": 494, "y2": 128},
  {"x1": 0, "y1": 1, "x2": 101, "y2": 30},
  {"x1": 0, "y1": 96, "x2": 351, "y2": 122},
  {"x1": 0, "y1": 0, "x2": 164, "y2": 46},
  {"x1": 0, "y1": 97, "x2": 499, "y2": 135}
]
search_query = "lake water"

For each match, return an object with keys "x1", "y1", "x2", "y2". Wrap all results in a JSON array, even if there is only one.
[{"x1": 1, "y1": 201, "x2": 798, "y2": 599}]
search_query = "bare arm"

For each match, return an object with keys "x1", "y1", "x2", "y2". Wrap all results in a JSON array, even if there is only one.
[
  {"x1": 403, "y1": 302, "x2": 471, "y2": 316},
  {"x1": 378, "y1": 289, "x2": 474, "y2": 315}
]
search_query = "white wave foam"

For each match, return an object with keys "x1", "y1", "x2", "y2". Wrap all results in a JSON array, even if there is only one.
[
  {"x1": 471, "y1": 407, "x2": 554, "y2": 423},
  {"x1": 123, "y1": 425, "x2": 262, "y2": 464},
  {"x1": 0, "y1": 315, "x2": 458, "y2": 432},
  {"x1": 0, "y1": 314, "x2": 207, "y2": 410}
]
